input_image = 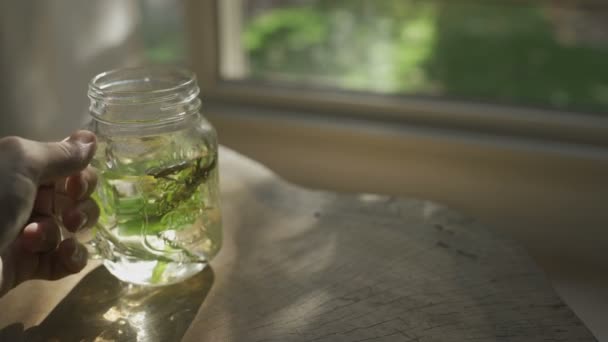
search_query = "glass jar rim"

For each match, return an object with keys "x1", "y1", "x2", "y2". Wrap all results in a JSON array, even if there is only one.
[
  {"x1": 88, "y1": 66, "x2": 201, "y2": 125},
  {"x1": 88, "y1": 65, "x2": 198, "y2": 104}
]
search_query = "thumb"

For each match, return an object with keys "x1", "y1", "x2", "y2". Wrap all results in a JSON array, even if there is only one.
[{"x1": 36, "y1": 130, "x2": 97, "y2": 182}]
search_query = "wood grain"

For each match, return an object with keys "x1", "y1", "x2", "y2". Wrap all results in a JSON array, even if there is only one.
[
  {"x1": 183, "y1": 148, "x2": 596, "y2": 342},
  {"x1": 0, "y1": 147, "x2": 597, "y2": 341}
]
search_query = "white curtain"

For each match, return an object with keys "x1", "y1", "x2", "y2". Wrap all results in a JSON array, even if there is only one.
[{"x1": 0, "y1": 1, "x2": 145, "y2": 140}]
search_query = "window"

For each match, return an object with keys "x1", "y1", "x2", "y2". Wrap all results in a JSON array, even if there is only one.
[
  {"x1": 218, "y1": 0, "x2": 608, "y2": 115},
  {"x1": 139, "y1": 0, "x2": 189, "y2": 64},
  {"x1": 186, "y1": 0, "x2": 608, "y2": 147}
]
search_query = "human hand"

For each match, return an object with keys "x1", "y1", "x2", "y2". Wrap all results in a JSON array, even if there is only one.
[{"x1": 0, "y1": 130, "x2": 100, "y2": 297}]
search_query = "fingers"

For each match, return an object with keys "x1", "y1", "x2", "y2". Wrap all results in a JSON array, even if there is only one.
[
  {"x1": 9, "y1": 237, "x2": 88, "y2": 288},
  {"x1": 20, "y1": 218, "x2": 61, "y2": 253},
  {"x1": 65, "y1": 166, "x2": 98, "y2": 200},
  {"x1": 34, "y1": 238, "x2": 88, "y2": 281},
  {"x1": 52, "y1": 239, "x2": 89, "y2": 279},
  {"x1": 36, "y1": 130, "x2": 97, "y2": 183},
  {"x1": 33, "y1": 167, "x2": 98, "y2": 217},
  {"x1": 61, "y1": 199, "x2": 100, "y2": 233},
  {"x1": 0, "y1": 131, "x2": 97, "y2": 183},
  {"x1": 33, "y1": 191, "x2": 100, "y2": 232},
  {"x1": 33, "y1": 186, "x2": 55, "y2": 215}
]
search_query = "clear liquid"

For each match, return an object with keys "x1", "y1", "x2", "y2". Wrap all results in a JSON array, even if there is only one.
[{"x1": 91, "y1": 134, "x2": 222, "y2": 286}]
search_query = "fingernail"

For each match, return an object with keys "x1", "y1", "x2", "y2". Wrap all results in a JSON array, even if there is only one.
[
  {"x1": 23, "y1": 222, "x2": 40, "y2": 235},
  {"x1": 68, "y1": 131, "x2": 96, "y2": 157},
  {"x1": 74, "y1": 132, "x2": 95, "y2": 146},
  {"x1": 76, "y1": 142, "x2": 95, "y2": 158},
  {"x1": 26, "y1": 223, "x2": 46, "y2": 241}
]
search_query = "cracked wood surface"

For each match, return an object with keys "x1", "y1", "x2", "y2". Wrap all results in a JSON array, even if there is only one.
[
  {"x1": 0, "y1": 147, "x2": 596, "y2": 341},
  {"x1": 181, "y1": 148, "x2": 595, "y2": 342}
]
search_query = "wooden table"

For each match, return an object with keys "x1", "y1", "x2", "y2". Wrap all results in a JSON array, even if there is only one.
[{"x1": 0, "y1": 147, "x2": 596, "y2": 341}]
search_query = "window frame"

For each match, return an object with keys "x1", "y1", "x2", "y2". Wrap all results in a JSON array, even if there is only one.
[{"x1": 185, "y1": 0, "x2": 608, "y2": 148}]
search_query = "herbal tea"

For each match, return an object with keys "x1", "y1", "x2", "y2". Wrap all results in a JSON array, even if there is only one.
[{"x1": 91, "y1": 134, "x2": 221, "y2": 285}]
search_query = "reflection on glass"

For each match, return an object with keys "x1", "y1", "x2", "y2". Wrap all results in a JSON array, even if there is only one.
[{"x1": 221, "y1": 0, "x2": 608, "y2": 114}]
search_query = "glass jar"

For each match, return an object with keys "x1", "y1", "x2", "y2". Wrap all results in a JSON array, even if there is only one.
[{"x1": 85, "y1": 66, "x2": 222, "y2": 286}]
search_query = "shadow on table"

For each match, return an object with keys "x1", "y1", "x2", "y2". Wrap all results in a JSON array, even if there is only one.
[{"x1": 0, "y1": 265, "x2": 214, "y2": 342}]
